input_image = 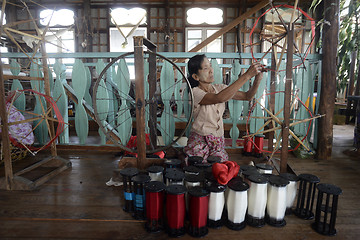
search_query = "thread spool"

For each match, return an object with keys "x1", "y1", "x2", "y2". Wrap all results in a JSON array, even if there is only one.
[
  {"x1": 147, "y1": 165, "x2": 164, "y2": 182},
  {"x1": 183, "y1": 165, "x2": 201, "y2": 178},
  {"x1": 224, "y1": 176, "x2": 242, "y2": 202},
  {"x1": 240, "y1": 165, "x2": 257, "y2": 178},
  {"x1": 256, "y1": 163, "x2": 274, "y2": 174},
  {"x1": 279, "y1": 173, "x2": 299, "y2": 215},
  {"x1": 188, "y1": 186, "x2": 210, "y2": 238},
  {"x1": 294, "y1": 173, "x2": 320, "y2": 220},
  {"x1": 247, "y1": 174, "x2": 268, "y2": 227},
  {"x1": 185, "y1": 174, "x2": 203, "y2": 189},
  {"x1": 242, "y1": 168, "x2": 260, "y2": 185},
  {"x1": 166, "y1": 185, "x2": 187, "y2": 237},
  {"x1": 188, "y1": 156, "x2": 204, "y2": 166},
  {"x1": 165, "y1": 168, "x2": 185, "y2": 186},
  {"x1": 253, "y1": 134, "x2": 264, "y2": 158},
  {"x1": 206, "y1": 156, "x2": 221, "y2": 165},
  {"x1": 226, "y1": 177, "x2": 249, "y2": 231},
  {"x1": 266, "y1": 175, "x2": 289, "y2": 227},
  {"x1": 119, "y1": 167, "x2": 139, "y2": 212},
  {"x1": 132, "y1": 174, "x2": 151, "y2": 220},
  {"x1": 243, "y1": 135, "x2": 253, "y2": 156},
  {"x1": 207, "y1": 183, "x2": 226, "y2": 228},
  {"x1": 145, "y1": 181, "x2": 166, "y2": 232},
  {"x1": 164, "y1": 158, "x2": 182, "y2": 169},
  {"x1": 204, "y1": 167, "x2": 216, "y2": 187},
  {"x1": 185, "y1": 174, "x2": 204, "y2": 211},
  {"x1": 194, "y1": 162, "x2": 212, "y2": 172}
]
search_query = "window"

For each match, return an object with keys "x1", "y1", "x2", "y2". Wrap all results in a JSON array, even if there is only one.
[
  {"x1": 185, "y1": 8, "x2": 223, "y2": 53},
  {"x1": 44, "y1": 28, "x2": 75, "y2": 64},
  {"x1": 187, "y1": 8, "x2": 223, "y2": 25},
  {"x1": 110, "y1": 8, "x2": 146, "y2": 26},
  {"x1": 39, "y1": 9, "x2": 75, "y2": 64},
  {"x1": 1, "y1": 45, "x2": 9, "y2": 64},
  {"x1": 0, "y1": 10, "x2": 8, "y2": 64},
  {"x1": 40, "y1": 9, "x2": 74, "y2": 27},
  {"x1": 186, "y1": 28, "x2": 222, "y2": 52},
  {"x1": 110, "y1": 8, "x2": 147, "y2": 79}
]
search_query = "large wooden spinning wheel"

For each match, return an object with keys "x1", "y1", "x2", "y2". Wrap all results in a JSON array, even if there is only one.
[{"x1": 93, "y1": 51, "x2": 194, "y2": 155}]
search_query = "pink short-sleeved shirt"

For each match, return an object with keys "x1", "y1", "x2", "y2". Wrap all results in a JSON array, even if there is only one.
[{"x1": 191, "y1": 84, "x2": 227, "y2": 137}]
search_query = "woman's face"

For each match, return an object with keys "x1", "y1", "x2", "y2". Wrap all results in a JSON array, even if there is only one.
[{"x1": 194, "y1": 57, "x2": 214, "y2": 84}]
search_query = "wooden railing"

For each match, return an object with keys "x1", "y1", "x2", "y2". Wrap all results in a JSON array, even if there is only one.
[{"x1": 2, "y1": 51, "x2": 322, "y2": 150}]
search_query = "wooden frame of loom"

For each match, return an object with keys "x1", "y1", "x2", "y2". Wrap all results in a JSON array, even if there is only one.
[{"x1": 0, "y1": 1, "x2": 70, "y2": 190}]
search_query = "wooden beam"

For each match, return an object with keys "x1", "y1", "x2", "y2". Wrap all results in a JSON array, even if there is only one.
[
  {"x1": 2, "y1": 75, "x2": 44, "y2": 81},
  {"x1": 317, "y1": 0, "x2": 339, "y2": 160},
  {"x1": 134, "y1": 36, "x2": 146, "y2": 170},
  {"x1": 189, "y1": 0, "x2": 270, "y2": 52},
  {"x1": 280, "y1": 24, "x2": 294, "y2": 173}
]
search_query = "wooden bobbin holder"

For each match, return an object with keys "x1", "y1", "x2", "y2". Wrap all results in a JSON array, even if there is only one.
[
  {"x1": 119, "y1": 167, "x2": 139, "y2": 213},
  {"x1": 294, "y1": 173, "x2": 320, "y2": 220},
  {"x1": 311, "y1": 183, "x2": 342, "y2": 236}
]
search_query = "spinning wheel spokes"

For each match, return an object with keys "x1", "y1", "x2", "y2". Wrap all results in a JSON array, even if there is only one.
[
  {"x1": 245, "y1": 91, "x2": 322, "y2": 156},
  {"x1": 5, "y1": 89, "x2": 65, "y2": 155},
  {"x1": 93, "y1": 51, "x2": 193, "y2": 154},
  {"x1": 250, "y1": 4, "x2": 316, "y2": 71}
]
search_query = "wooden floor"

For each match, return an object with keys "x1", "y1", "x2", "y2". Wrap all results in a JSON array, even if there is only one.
[{"x1": 0, "y1": 125, "x2": 359, "y2": 239}]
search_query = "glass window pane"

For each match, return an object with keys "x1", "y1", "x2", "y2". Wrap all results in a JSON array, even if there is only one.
[
  {"x1": 206, "y1": 29, "x2": 218, "y2": 37},
  {"x1": 188, "y1": 29, "x2": 202, "y2": 39},
  {"x1": 187, "y1": 8, "x2": 223, "y2": 25},
  {"x1": 46, "y1": 42, "x2": 58, "y2": 53},
  {"x1": 207, "y1": 39, "x2": 221, "y2": 52},
  {"x1": 40, "y1": 9, "x2": 74, "y2": 26},
  {"x1": 187, "y1": 39, "x2": 201, "y2": 51},
  {"x1": 110, "y1": 27, "x2": 146, "y2": 52},
  {"x1": 111, "y1": 8, "x2": 147, "y2": 25},
  {"x1": 62, "y1": 40, "x2": 75, "y2": 53},
  {"x1": 1, "y1": 46, "x2": 8, "y2": 64}
]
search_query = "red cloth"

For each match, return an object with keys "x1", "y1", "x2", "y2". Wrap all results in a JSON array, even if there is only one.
[
  {"x1": 212, "y1": 161, "x2": 240, "y2": 185},
  {"x1": 125, "y1": 134, "x2": 165, "y2": 159}
]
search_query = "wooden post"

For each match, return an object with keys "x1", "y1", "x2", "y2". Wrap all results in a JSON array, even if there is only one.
[
  {"x1": 317, "y1": 0, "x2": 339, "y2": 160},
  {"x1": 40, "y1": 42, "x2": 57, "y2": 157},
  {"x1": 268, "y1": 52, "x2": 277, "y2": 152},
  {"x1": 144, "y1": 41, "x2": 158, "y2": 150},
  {"x1": 0, "y1": 60, "x2": 14, "y2": 190},
  {"x1": 134, "y1": 36, "x2": 146, "y2": 170},
  {"x1": 281, "y1": 23, "x2": 294, "y2": 173},
  {"x1": 345, "y1": 50, "x2": 357, "y2": 124}
]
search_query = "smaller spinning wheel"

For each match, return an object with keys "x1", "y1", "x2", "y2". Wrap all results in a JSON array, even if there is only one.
[
  {"x1": 245, "y1": 91, "x2": 323, "y2": 158},
  {"x1": 250, "y1": 4, "x2": 316, "y2": 70},
  {"x1": 4, "y1": 89, "x2": 65, "y2": 155}
]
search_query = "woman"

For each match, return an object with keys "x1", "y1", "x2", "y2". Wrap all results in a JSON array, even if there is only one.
[{"x1": 183, "y1": 54, "x2": 264, "y2": 164}]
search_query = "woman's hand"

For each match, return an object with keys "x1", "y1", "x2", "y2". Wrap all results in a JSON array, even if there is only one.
[{"x1": 245, "y1": 62, "x2": 264, "y2": 78}]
